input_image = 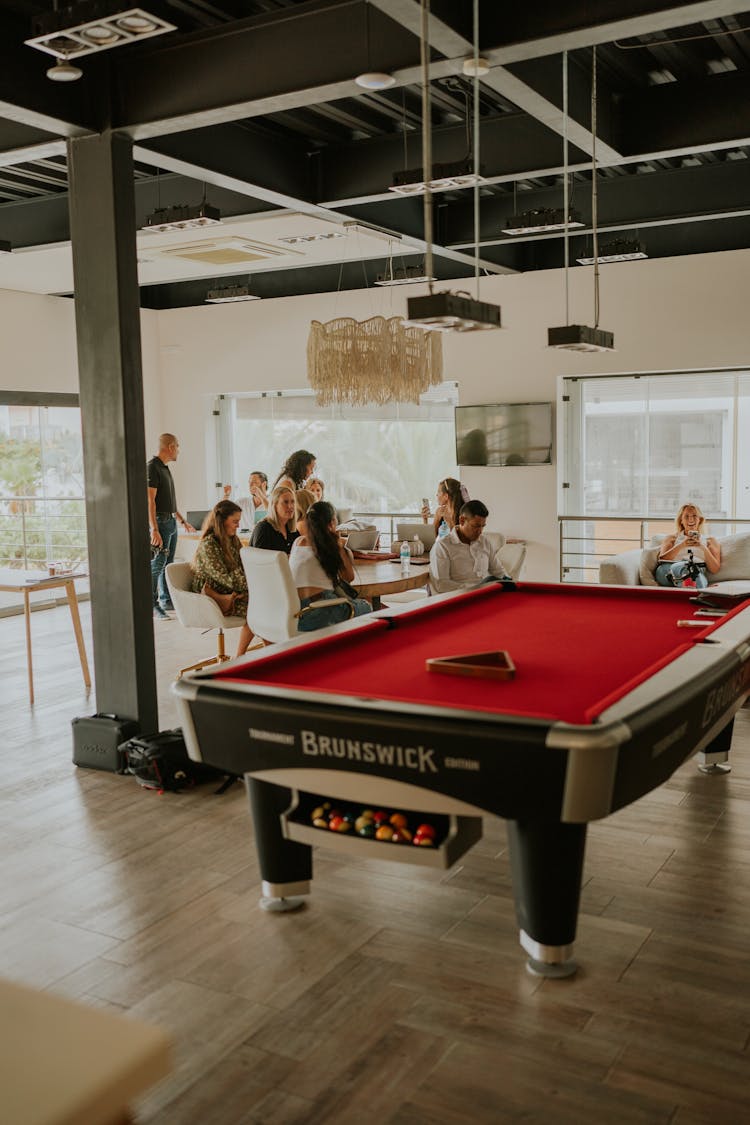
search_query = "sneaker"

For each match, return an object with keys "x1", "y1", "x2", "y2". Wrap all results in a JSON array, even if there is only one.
[
  {"x1": 153, "y1": 606, "x2": 172, "y2": 620},
  {"x1": 160, "y1": 601, "x2": 175, "y2": 612}
]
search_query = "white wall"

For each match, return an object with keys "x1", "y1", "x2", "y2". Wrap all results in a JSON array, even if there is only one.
[
  {"x1": 0, "y1": 285, "x2": 162, "y2": 456},
  {"x1": 158, "y1": 249, "x2": 750, "y2": 579},
  {"x1": 3, "y1": 249, "x2": 750, "y2": 581}
]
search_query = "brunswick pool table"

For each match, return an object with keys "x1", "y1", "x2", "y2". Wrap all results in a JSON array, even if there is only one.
[{"x1": 173, "y1": 581, "x2": 750, "y2": 976}]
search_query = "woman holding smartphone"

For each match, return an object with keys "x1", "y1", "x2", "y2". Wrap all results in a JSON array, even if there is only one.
[
  {"x1": 654, "y1": 503, "x2": 721, "y2": 588},
  {"x1": 421, "y1": 478, "x2": 468, "y2": 539}
]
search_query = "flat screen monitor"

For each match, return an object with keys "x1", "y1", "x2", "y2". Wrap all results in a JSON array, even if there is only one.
[
  {"x1": 186, "y1": 510, "x2": 211, "y2": 530},
  {"x1": 455, "y1": 402, "x2": 553, "y2": 466}
]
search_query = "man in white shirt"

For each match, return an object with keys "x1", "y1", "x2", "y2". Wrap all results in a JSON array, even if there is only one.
[
  {"x1": 224, "y1": 470, "x2": 268, "y2": 529},
  {"x1": 429, "y1": 499, "x2": 508, "y2": 594}
]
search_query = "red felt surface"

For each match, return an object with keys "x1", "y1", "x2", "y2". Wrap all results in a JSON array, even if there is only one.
[{"x1": 215, "y1": 583, "x2": 723, "y2": 725}]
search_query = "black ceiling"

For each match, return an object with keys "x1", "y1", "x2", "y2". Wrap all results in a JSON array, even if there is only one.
[{"x1": 2, "y1": 0, "x2": 750, "y2": 307}]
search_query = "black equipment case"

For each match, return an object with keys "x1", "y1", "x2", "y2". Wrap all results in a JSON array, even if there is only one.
[{"x1": 72, "y1": 713, "x2": 140, "y2": 773}]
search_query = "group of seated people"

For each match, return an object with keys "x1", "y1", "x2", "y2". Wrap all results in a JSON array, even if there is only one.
[
  {"x1": 223, "y1": 450, "x2": 328, "y2": 532},
  {"x1": 187, "y1": 454, "x2": 511, "y2": 657}
]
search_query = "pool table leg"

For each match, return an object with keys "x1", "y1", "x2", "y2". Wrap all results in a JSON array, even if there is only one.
[
  {"x1": 697, "y1": 716, "x2": 733, "y2": 775},
  {"x1": 246, "y1": 777, "x2": 312, "y2": 912},
  {"x1": 507, "y1": 819, "x2": 587, "y2": 978}
]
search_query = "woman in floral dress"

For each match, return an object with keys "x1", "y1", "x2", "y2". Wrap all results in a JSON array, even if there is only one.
[{"x1": 191, "y1": 500, "x2": 255, "y2": 656}]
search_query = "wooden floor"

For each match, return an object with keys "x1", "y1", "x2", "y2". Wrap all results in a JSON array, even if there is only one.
[{"x1": 3, "y1": 601, "x2": 750, "y2": 1124}]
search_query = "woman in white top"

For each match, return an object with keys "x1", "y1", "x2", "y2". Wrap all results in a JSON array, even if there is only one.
[
  {"x1": 290, "y1": 500, "x2": 371, "y2": 631},
  {"x1": 654, "y1": 503, "x2": 721, "y2": 589}
]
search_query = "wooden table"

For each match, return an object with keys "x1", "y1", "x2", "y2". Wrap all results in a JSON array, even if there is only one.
[
  {"x1": 351, "y1": 557, "x2": 430, "y2": 609},
  {"x1": 1, "y1": 977, "x2": 171, "y2": 1125},
  {"x1": 0, "y1": 569, "x2": 91, "y2": 705}
]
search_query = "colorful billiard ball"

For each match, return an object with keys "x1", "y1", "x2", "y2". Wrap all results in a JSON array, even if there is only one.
[
  {"x1": 312, "y1": 817, "x2": 328, "y2": 829},
  {"x1": 354, "y1": 815, "x2": 373, "y2": 833},
  {"x1": 415, "y1": 823, "x2": 437, "y2": 840},
  {"x1": 389, "y1": 812, "x2": 408, "y2": 829},
  {"x1": 391, "y1": 827, "x2": 412, "y2": 843},
  {"x1": 358, "y1": 823, "x2": 376, "y2": 838},
  {"x1": 373, "y1": 810, "x2": 389, "y2": 825},
  {"x1": 413, "y1": 834, "x2": 435, "y2": 847},
  {"x1": 375, "y1": 824, "x2": 394, "y2": 841}
]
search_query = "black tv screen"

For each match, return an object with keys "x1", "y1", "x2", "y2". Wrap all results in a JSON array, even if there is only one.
[{"x1": 455, "y1": 402, "x2": 553, "y2": 466}]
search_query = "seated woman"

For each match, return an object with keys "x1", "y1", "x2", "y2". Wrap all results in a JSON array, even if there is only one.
[
  {"x1": 250, "y1": 485, "x2": 299, "y2": 554},
  {"x1": 421, "y1": 478, "x2": 467, "y2": 539},
  {"x1": 272, "y1": 449, "x2": 317, "y2": 492},
  {"x1": 654, "y1": 503, "x2": 721, "y2": 589},
  {"x1": 190, "y1": 500, "x2": 255, "y2": 656},
  {"x1": 289, "y1": 500, "x2": 372, "y2": 632}
]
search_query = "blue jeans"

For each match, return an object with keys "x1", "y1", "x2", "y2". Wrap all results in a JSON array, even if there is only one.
[
  {"x1": 654, "y1": 561, "x2": 708, "y2": 589},
  {"x1": 298, "y1": 590, "x2": 372, "y2": 632},
  {"x1": 151, "y1": 515, "x2": 178, "y2": 608}
]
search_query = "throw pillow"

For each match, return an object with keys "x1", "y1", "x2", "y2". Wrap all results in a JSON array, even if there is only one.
[
  {"x1": 709, "y1": 532, "x2": 750, "y2": 584},
  {"x1": 639, "y1": 545, "x2": 661, "y2": 586}
]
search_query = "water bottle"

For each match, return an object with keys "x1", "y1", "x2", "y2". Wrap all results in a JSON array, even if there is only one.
[{"x1": 400, "y1": 538, "x2": 411, "y2": 577}]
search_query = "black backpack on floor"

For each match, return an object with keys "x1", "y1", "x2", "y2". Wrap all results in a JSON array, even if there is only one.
[{"x1": 123, "y1": 729, "x2": 233, "y2": 793}]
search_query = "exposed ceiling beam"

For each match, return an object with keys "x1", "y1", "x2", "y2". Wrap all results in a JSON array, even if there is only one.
[
  {"x1": 443, "y1": 157, "x2": 750, "y2": 246},
  {"x1": 105, "y1": 0, "x2": 750, "y2": 143},
  {"x1": 371, "y1": 0, "x2": 622, "y2": 160},
  {"x1": 133, "y1": 138, "x2": 513, "y2": 274},
  {"x1": 0, "y1": 139, "x2": 67, "y2": 170}
]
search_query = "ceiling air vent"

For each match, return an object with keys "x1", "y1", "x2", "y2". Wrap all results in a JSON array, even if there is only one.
[{"x1": 149, "y1": 237, "x2": 302, "y2": 265}]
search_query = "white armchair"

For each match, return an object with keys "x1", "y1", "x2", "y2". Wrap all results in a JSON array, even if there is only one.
[
  {"x1": 240, "y1": 547, "x2": 351, "y2": 643},
  {"x1": 165, "y1": 562, "x2": 248, "y2": 677}
]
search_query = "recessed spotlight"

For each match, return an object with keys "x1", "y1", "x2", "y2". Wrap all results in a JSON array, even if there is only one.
[
  {"x1": 115, "y1": 14, "x2": 158, "y2": 33},
  {"x1": 355, "y1": 71, "x2": 396, "y2": 90},
  {"x1": 79, "y1": 24, "x2": 122, "y2": 44}
]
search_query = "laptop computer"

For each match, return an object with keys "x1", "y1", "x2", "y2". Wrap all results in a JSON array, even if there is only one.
[
  {"x1": 346, "y1": 528, "x2": 380, "y2": 551},
  {"x1": 397, "y1": 522, "x2": 437, "y2": 550},
  {"x1": 186, "y1": 510, "x2": 210, "y2": 531}
]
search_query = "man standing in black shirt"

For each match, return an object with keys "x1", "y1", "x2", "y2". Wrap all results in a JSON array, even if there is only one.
[{"x1": 147, "y1": 433, "x2": 194, "y2": 619}]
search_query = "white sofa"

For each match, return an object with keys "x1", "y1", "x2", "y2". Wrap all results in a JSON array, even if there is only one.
[{"x1": 599, "y1": 531, "x2": 750, "y2": 586}]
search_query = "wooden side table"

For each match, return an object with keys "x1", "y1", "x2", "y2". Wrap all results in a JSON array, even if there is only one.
[{"x1": 0, "y1": 569, "x2": 91, "y2": 704}]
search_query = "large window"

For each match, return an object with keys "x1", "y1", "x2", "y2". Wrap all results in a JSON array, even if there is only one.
[
  {"x1": 216, "y1": 385, "x2": 459, "y2": 517},
  {"x1": 560, "y1": 371, "x2": 750, "y2": 520},
  {"x1": 0, "y1": 397, "x2": 87, "y2": 608}
]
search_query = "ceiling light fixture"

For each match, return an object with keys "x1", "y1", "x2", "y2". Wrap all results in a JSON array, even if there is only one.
[
  {"x1": 503, "y1": 207, "x2": 584, "y2": 236},
  {"x1": 277, "y1": 231, "x2": 345, "y2": 245},
  {"x1": 390, "y1": 159, "x2": 485, "y2": 195},
  {"x1": 205, "y1": 284, "x2": 260, "y2": 304},
  {"x1": 462, "y1": 56, "x2": 490, "y2": 77},
  {"x1": 140, "y1": 202, "x2": 221, "y2": 234},
  {"x1": 548, "y1": 47, "x2": 614, "y2": 353},
  {"x1": 46, "y1": 57, "x2": 83, "y2": 81},
  {"x1": 576, "y1": 237, "x2": 647, "y2": 265},
  {"x1": 355, "y1": 72, "x2": 396, "y2": 90},
  {"x1": 374, "y1": 263, "x2": 436, "y2": 286},
  {"x1": 354, "y1": 3, "x2": 396, "y2": 91},
  {"x1": 405, "y1": 0, "x2": 500, "y2": 333},
  {"x1": 25, "y1": 4, "x2": 176, "y2": 60}
]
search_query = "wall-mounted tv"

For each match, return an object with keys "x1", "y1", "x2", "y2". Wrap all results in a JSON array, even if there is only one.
[{"x1": 455, "y1": 402, "x2": 554, "y2": 466}]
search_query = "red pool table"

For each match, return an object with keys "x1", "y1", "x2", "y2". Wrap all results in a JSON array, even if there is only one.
[{"x1": 174, "y1": 581, "x2": 750, "y2": 976}]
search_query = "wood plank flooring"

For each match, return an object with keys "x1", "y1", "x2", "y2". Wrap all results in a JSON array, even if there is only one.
[{"x1": 2, "y1": 602, "x2": 750, "y2": 1123}]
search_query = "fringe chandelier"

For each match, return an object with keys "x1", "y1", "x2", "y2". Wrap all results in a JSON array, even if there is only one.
[{"x1": 307, "y1": 315, "x2": 443, "y2": 406}]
